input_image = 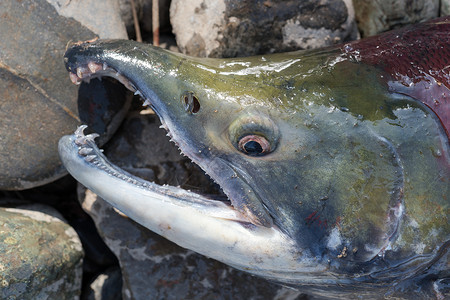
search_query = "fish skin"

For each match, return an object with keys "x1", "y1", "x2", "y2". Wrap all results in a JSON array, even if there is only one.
[
  {"x1": 61, "y1": 17, "x2": 450, "y2": 298},
  {"x1": 340, "y1": 17, "x2": 450, "y2": 138}
]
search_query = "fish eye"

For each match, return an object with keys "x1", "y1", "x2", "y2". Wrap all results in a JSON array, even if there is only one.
[
  {"x1": 238, "y1": 135, "x2": 271, "y2": 156},
  {"x1": 228, "y1": 113, "x2": 279, "y2": 157}
]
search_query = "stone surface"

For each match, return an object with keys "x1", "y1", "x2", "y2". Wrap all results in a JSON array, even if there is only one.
[
  {"x1": 170, "y1": 0, "x2": 358, "y2": 57},
  {"x1": 0, "y1": 204, "x2": 83, "y2": 300},
  {"x1": 0, "y1": 0, "x2": 130, "y2": 190},
  {"x1": 353, "y1": 0, "x2": 440, "y2": 37},
  {"x1": 442, "y1": 0, "x2": 450, "y2": 16},
  {"x1": 119, "y1": 0, "x2": 172, "y2": 38},
  {"x1": 0, "y1": 177, "x2": 121, "y2": 300},
  {"x1": 78, "y1": 111, "x2": 307, "y2": 299},
  {"x1": 46, "y1": 0, "x2": 128, "y2": 39}
]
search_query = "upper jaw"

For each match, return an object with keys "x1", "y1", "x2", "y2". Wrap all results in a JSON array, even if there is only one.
[{"x1": 63, "y1": 39, "x2": 274, "y2": 227}]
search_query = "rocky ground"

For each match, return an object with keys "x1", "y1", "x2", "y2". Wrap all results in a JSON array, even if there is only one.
[{"x1": 1, "y1": 0, "x2": 448, "y2": 299}]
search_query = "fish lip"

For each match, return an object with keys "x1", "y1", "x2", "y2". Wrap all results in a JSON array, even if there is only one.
[{"x1": 64, "y1": 48, "x2": 274, "y2": 227}]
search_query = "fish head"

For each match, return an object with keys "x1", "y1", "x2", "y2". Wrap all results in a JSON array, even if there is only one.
[{"x1": 61, "y1": 36, "x2": 449, "y2": 294}]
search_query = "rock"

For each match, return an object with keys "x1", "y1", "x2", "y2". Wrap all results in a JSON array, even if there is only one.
[
  {"x1": 83, "y1": 267, "x2": 123, "y2": 300},
  {"x1": 1, "y1": 177, "x2": 121, "y2": 299},
  {"x1": 170, "y1": 0, "x2": 358, "y2": 57},
  {"x1": 77, "y1": 111, "x2": 307, "y2": 299},
  {"x1": 119, "y1": 0, "x2": 172, "y2": 38},
  {"x1": 0, "y1": 0, "x2": 130, "y2": 190},
  {"x1": 46, "y1": 0, "x2": 128, "y2": 39},
  {"x1": 353, "y1": 0, "x2": 440, "y2": 37},
  {"x1": 442, "y1": 0, "x2": 450, "y2": 16},
  {"x1": 0, "y1": 204, "x2": 83, "y2": 300}
]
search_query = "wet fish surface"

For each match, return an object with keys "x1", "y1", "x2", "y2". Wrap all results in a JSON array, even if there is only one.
[{"x1": 59, "y1": 17, "x2": 449, "y2": 298}]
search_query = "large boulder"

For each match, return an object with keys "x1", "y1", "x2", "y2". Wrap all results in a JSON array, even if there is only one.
[
  {"x1": 170, "y1": 0, "x2": 358, "y2": 57},
  {"x1": 0, "y1": 204, "x2": 83, "y2": 299},
  {"x1": 0, "y1": 0, "x2": 130, "y2": 190}
]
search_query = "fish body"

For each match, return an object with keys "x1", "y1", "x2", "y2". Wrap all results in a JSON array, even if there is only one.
[{"x1": 59, "y1": 17, "x2": 449, "y2": 298}]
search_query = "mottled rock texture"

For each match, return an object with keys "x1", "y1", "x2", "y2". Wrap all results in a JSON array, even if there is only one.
[
  {"x1": 47, "y1": 0, "x2": 127, "y2": 38},
  {"x1": 353, "y1": 0, "x2": 440, "y2": 37},
  {"x1": 0, "y1": 205, "x2": 83, "y2": 300},
  {"x1": 0, "y1": 0, "x2": 130, "y2": 190},
  {"x1": 170, "y1": 0, "x2": 358, "y2": 57}
]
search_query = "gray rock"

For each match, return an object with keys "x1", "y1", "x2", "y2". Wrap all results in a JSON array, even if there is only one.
[
  {"x1": 0, "y1": 0, "x2": 130, "y2": 190},
  {"x1": 442, "y1": 0, "x2": 450, "y2": 16},
  {"x1": 46, "y1": 0, "x2": 127, "y2": 39},
  {"x1": 78, "y1": 112, "x2": 307, "y2": 299},
  {"x1": 353, "y1": 0, "x2": 440, "y2": 37},
  {"x1": 170, "y1": 0, "x2": 358, "y2": 57},
  {"x1": 0, "y1": 205, "x2": 83, "y2": 300}
]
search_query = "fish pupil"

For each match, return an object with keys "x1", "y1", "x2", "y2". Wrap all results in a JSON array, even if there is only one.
[
  {"x1": 244, "y1": 140, "x2": 263, "y2": 155},
  {"x1": 237, "y1": 134, "x2": 271, "y2": 156}
]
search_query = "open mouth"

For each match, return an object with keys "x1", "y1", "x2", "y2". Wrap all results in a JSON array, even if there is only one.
[
  {"x1": 58, "y1": 41, "x2": 330, "y2": 281},
  {"x1": 64, "y1": 59, "x2": 255, "y2": 225},
  {"x1": 62, "y1": 39, "x2": 276, "y2": 227},
  {"x1": 58, "y1": 49, "x2": 311, "y2": 278},
  {"x1": 69, "y1": 123, "x2": 251, "y2": 221}
]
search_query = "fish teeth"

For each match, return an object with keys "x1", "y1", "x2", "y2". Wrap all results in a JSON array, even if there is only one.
[
  {"x1": 85, "y1": 133, "x2": 100, "y2": 141},
  {"x1": 76, "y1": 67, "x2": 83, "y2": 79},
  {"x1": 75, "y1": 125, "x2": 88, "y2": 137},
  {"x1": 69, "y1": 72, "x2": 82, "y2": 85},
  {"x1": 78, "y1": 147, "x2": 93, "y2": 155},
  {"x1": 74, "y1": 125, "x2": 99, "y2": 146},
  {"x1": 69, "y1": 61, "x2": 109, "y2": 85},
  {"x1": 88, "y1": 61, "x2": 102, "y2": 73},
  {"x1": 75, "y1": 137, "x2": 86, "y2": 145},
  {"x1": 142, "y1": 99, "x2": 151, "y2": 106},
  {"x1": 84, "y1": 155, "x2": 97, "y2": 162},
  {"x1": 76, "y1": 66, "x2": 87, "y2": 79}
]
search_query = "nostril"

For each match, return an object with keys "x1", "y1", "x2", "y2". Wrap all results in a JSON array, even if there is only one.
[{"x1": 182, "y1": 91, "x2": 200, "y2": 114}]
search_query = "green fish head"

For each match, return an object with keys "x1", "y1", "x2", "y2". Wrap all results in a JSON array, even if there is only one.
[{"x1": 61, "y1": 34, "x2": 449, "y2": 295}]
